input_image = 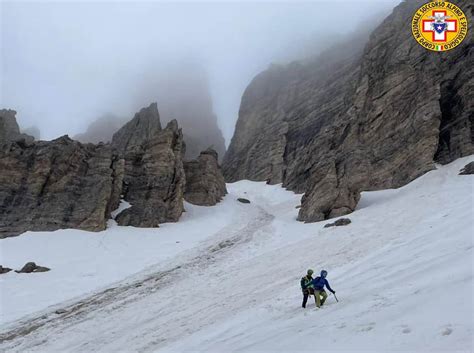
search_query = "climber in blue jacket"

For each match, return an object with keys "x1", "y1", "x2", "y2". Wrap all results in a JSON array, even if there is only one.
[{"x1": 311, "y1": 270, "x2": 335, "y2": 308}]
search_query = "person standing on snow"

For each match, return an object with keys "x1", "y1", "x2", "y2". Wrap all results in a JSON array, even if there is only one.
[
  {"x1": 311, "y1": 270, "x2": 336, "y2": 308},
  {"x1": 301, "y1": 269, "x2": 315, "y2": 308}
]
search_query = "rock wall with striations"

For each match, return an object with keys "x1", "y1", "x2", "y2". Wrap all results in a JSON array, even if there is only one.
[
  {"x1": 111, "y1": 103, "x2": 186, "y2": 227},
  {"x1": 184, "y1": 148, "x2": 227, "y2": 206},
  {"x1": 0, "y1": 103, "x2": 190, "y2": 238},
  {"x1": 0, "y1": 136, "x2": 122, "y2": 238},
  {"x1": 223, "y1": 0, "x2": 473, "y2": 222}
]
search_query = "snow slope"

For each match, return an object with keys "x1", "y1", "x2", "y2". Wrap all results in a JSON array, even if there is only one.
[{"x1": 0, "y1": 156, "x2": 473, "y2": 352}]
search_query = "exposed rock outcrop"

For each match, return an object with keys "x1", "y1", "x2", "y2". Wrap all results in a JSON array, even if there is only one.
[
  {"x1": 459, "y1": 161, "x2": 474, "y2": 175},
  {"x1": 0, "y1": 265, "x2": 13, "y2": 274},
  {"x1": 0, "y1": 103, "x2": 188, "y2": 237},
  {"x1": 0, "y1": 109, "x2": 34, "y2": 144},
  {"x1": 237, "y1": 198, "x2": 250, "y2": 204},
  {"x1": 184, "y1": 148, "x2": 227, "y2": 206},
  {"x1": 0, "y1": 135, "x2": 122, "y2": 238},
  {"x1": 324, "y1": 218, "x2": 351, "y2": 228},
  {"x1": 223, "y1": 0, "x2": 473, "y2": 222},
  {"x1": 112, "y1": 105, "x2": 185, "y2": 227},
  {"x1": 111, "y1": 103, "x2": 163, "y2": 154},
  {"x1": 15, "y1": 262, "x2": 50, "y2": 273}
]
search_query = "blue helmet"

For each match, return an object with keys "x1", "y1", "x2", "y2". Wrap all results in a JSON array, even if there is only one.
[{"x1": 321, "y1": 270, "x2": 328, "y2": 278}]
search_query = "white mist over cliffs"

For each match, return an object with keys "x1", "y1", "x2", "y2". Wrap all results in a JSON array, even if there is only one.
[{"x1": 1, "y1": 0, "x2": 400, "y2": 144}]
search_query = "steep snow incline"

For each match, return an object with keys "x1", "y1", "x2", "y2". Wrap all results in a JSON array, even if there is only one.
[
  {"x1": 0, "y1": 157, "x2": 473, "y2": 352},
  {"x1": 0, "y1": 192, "x2": 271, "y2": 325}
]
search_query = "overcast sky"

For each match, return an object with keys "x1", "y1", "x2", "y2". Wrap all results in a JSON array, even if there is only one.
[{"x1": 1, "y1": 0, "x2": 401, "y2": 143}]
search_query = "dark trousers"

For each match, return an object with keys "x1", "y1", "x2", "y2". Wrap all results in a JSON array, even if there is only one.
[{"x1": 302, "y1": 288, "x2": 315, "y2": 308}]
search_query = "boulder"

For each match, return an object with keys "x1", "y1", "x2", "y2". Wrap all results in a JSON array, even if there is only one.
[
  {"x1": 237, "y1": 198, "x2": 251, "y2": 204},
  {"x1": 184, "y1": 148, "x2": 227, "y2": 206},
  {"x1": 324, "y1": 218, "x2": 351, "y2": 228},
  {"x1": 34, "y1": 265, "x2": 51, "y2": 272},
  {"x1": 0, "y1": 265, "x2": 13, "y2": 274},
  {"x1": 459, "y1": 162, "x2": 474, "y2": 175},
  {"x1": 15, "y1": 262, "x2": 50, "y2": 273}
]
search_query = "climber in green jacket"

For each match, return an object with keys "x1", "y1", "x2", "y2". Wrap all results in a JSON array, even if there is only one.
[{"x1": 301, "y1": 269, "x2": 316, "y2": 308}]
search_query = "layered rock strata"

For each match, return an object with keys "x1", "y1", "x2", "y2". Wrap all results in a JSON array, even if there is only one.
[
  {"x1": 184, "y1": 148, "x2": 227, "y2": 206},
  {"x1": 223, "y1": 0, "x2": 473, "y2": 222}
]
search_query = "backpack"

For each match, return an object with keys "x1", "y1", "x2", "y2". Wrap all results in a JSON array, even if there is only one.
[{"x1": 300, "y1": 276, "x2": 312, "y2": 289}]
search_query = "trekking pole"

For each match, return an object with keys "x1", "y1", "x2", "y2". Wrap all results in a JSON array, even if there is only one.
[{"x1": 333, "y1": 293, "x2": 339, "y2": 302}]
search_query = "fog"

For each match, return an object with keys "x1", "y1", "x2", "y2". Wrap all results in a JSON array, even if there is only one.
[{"x1": 1, "y1": 0, "x2": 401, "y2": 144}]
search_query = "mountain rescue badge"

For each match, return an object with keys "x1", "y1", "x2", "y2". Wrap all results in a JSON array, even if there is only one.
[{"x1": 412, "y1": 1, "x2": 468, "y2": 52}]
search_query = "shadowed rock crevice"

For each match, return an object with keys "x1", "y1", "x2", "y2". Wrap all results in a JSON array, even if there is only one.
[{"x1": 434, "y1": 72, "x2": 474, "y2": 164}]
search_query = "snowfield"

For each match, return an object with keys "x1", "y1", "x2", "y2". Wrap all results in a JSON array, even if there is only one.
[{"x1": 0, "y1": 156, "x2": 473, "y2": 352}]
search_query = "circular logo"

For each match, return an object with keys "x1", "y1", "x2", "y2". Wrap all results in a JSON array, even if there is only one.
[{"x1": 412, "y1": 1, "x2": 468, "y2": 52}]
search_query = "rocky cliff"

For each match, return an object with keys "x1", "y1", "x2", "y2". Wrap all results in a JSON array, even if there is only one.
[
  {"x1": 0, "y1": 136, "x2": 121, "y2": 238},
  {"x1": 184, "y1": 148, "x2": 227, "y2": 206},
  {"x1": 0, "y1": 103, "x2": 220, "y2": 238},
  {"x1": 223, "y1": 0, "x2": 473, "y2": 222},
  {"x1": 0, "y1": 103, "x2": 226, "y2": 238},
  {"x1": 111, "y1": 104, "x2": 186, "y2": 227}
]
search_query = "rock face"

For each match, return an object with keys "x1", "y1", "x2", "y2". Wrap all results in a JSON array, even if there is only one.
[
  {"x1": 0, "y1": 109, "x2": 34, "y2": 144},
  {"x1": 111, "y1": 103, "x2": 162, "y2": 154},
  {"x1": 0, "y1": 103, "x2": 190, "y2": 238},
  {"x1": 0, "y1": 135, "x2": 121, "y2": 238},
  {"x1": 184, "y1": 148, "x2": 227, "y2": 206},
  {"x1": 223, "y1": 0, "x2": 473, "y2": 222},
  {"x1": 459, "y1": 161, "x2": 474, "y2": 175},
  {"x1": 111, "y1": 104, "x2": 185, "y2": 227}
]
